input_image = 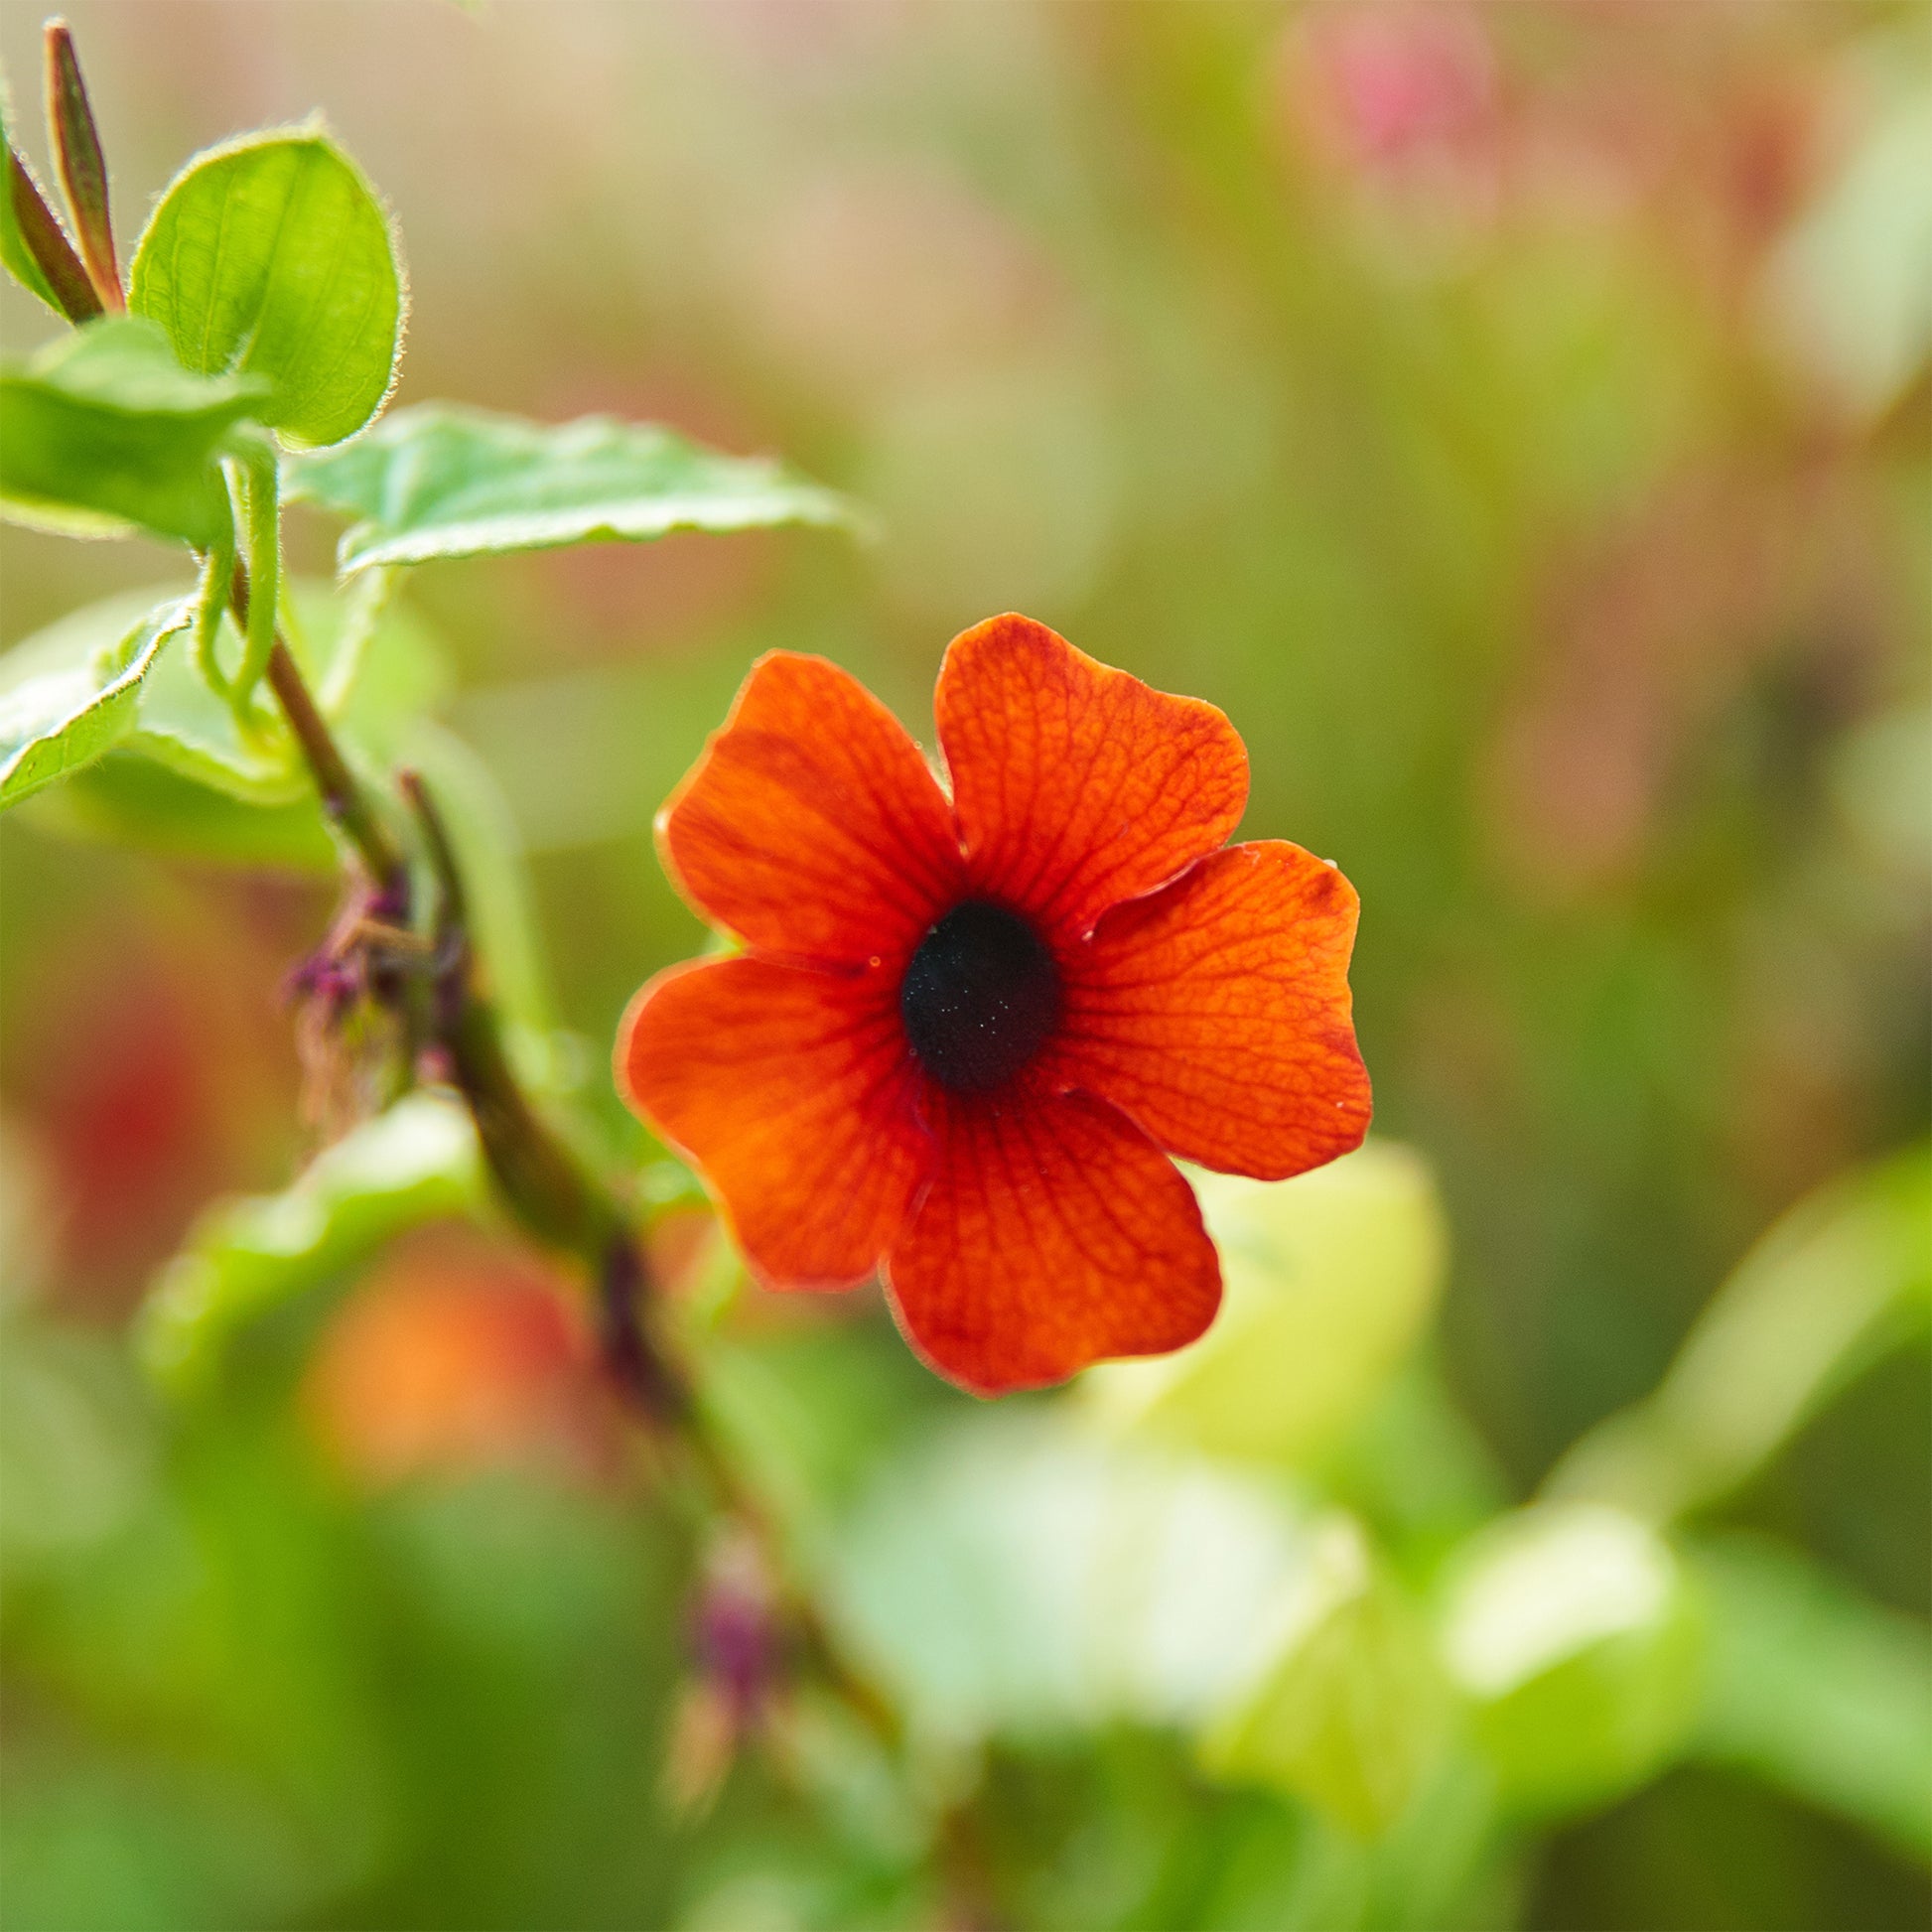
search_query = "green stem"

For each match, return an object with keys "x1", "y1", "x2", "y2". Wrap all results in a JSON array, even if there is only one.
[
  {"x1": 224, "y1": 562, "x2": 409, "y2": 897},
  {"x1": 191, "y1": 527, "x2": 236, "y2": 699},
  {"x1": 398, "y1": 768, "x2": 686, "y2": 1424},
  {"x1": 228, "y1": 448, "x2": 281, "y2": 714}
]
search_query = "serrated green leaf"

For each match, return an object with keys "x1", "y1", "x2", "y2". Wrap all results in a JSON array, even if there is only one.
[
  {"x1": 0, "y1": 318, "x2": 266, "y2": 544},
  {"x1": 1439, "y1": 1503, "x2": 1705, "y2": 1816},
  {"x1": 0, "y1": 595, "x2": 192, "y2": 809},
  {"x1": 136, "y1": 1093, "x2": 485, "y2": 1399},
  {"x1": 1690, "y1": 1535, "x2": 1932, "y2": 1863},
  {"x1": 283, "y1": 403, "x2": 862, "y2": 573},
  {"x1": 5, "y1": 580, "x2": 448, "y2": 862},
  {"x1": 1202, "y1": 1516, "x2": 1451, "y2": 1837},
  {"x1": 1547, "y1": 1143, "x2": 1932, "y2": 1522},
  {"x1": 129, "y1": 128, "x2": 404, "y2": 450},
  {"x1": 1086, "y1": 1143, "x2": 1449, "y2": 1466}
]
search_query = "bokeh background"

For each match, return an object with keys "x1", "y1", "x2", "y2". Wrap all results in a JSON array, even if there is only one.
[{"x1": 1, "y1": 3, "x2": 1927, "y2": 1928}]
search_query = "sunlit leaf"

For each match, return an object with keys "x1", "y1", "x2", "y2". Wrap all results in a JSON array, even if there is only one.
[
  {"x1": 1202, "y1": 1516, "x2": 1452, "y2": 1837},
  {"x1": 0, "y1": 318, "x2": 265, "y2": 543},
  {"x1": 129, "y1": 128, "x2": 404, "y2": 450},
  {"x1": 1690, "y1": 1534, "x2": 1932, "y2": 1864},
  {"x1": 1438, "y1": 1503, "x2": 1704, "y2": 1816},
  {"x1": 0, "y1": 594, "x2": 191, "y2": 809},
  {"x1": 1086, "y1": 1142, "x2": 1449, "y2": 1465},
  {"x1": 828, "y1": 1410, "x2": 1312, "y2": 1742},
  {"x1": 6, "y1": 578, "x2": 451, "y2": 810},
  {"x1": 1547, "y1": 1143, "x2": 1932, "y2": 1522},
  {"x1": 1765, "y1": 48, "x2": 1932, "y2": 418},
  {"x1": 137, "y1": 1093, "x2": 485, "y2": 1398},
  {"x1": 282, "y1": 403, "x2": 862, "y2": 573}
]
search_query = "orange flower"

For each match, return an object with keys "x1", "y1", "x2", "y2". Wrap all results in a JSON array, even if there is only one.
[{"x1": 617, "y1": 615, "x2": 1371, "y2": 1395}]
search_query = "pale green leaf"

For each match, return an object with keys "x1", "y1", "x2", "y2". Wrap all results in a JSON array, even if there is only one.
[
  {"x1": 129, "y1": 128, "x2": 404, "y2": 450},
  {"x1": 0, "y1": 318, "x2": 266, "y2": 544},
  {"x1": 0, "y1": 594, "x2": 192, "y2": 809},
  {"x1": 18, "y1": 578, "x2": 450, "y2": 807},
  {"x1": 1765, "y1": 47, "x2": 1932, "y2": 419},
  {"x1": 828, "y1": 1411, "x2": 1313, "y2": 1744},
  {"x1": 1202, "y1": 1516, "x2": 1452, "y2": 1837},
  {"x1": 1438, "y1": 1503, "x2": 1705, "y2": 1816},
  {"x1": 7, "y1": 579, "x2": 446, "y2": 859},
  {"x1": 283, "y1": 403, "x2": 862, "y2": 573},
  {"x1": 1086, "y1": 1142, "x2": 1449, "y2": 1465},
  {"x1": 1547, "y1": 1143, "x2": 1932, "y2": 1522},
  {"x1": 136, "y1": 1092, "x2": 485, "y2": 1398},
  {"x1": 1690, "y1": 1534, "x2": 1932, "y2": 1863}
]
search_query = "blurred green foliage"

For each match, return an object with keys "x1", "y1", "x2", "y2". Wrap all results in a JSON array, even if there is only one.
[{"x1": 1, "y1": 3, "x2": 1927, "y2": 1929}]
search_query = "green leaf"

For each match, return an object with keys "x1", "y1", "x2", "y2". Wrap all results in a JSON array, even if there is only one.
[
  {"x1": 1766, "y1": 47, "x2": 1932, "y2": 419},
  {"x1": 1202, "y1": 1516, "x2": 1452, "y2": 1837},
  {"x1": 1438, "y1": 1503, "x2": 1705, "y2": 1816},
  {"x1": 1547, "y1": 1143, "x2": 1932, "y2": 1522},
  {"x1": 129, "y1": 128, "x2": 404, "y2": 450},
  {"x1": 24, "y1": 752, "x2": 337, "y2": 871},
  {"x1": 1690, "y1": 1534, "x2": 1932, "y2": 1863},
  {"x1": 827, "y1": 1410, "x2": 1313, "y2": 1744},
  {"x1": 0, "y1": 1315, "x2": 153, "y2": 1574},
  {"x1": 12, "y1": 577, "x2": 450, "y2": 808},
  {"x1": 1086, "y1": 1142, "x2": 1449, "y2": 1466},
  {"x1": 0, "y1": 594, "x2": 191, "y2": 809},
  {"x1": 136, "y1": 1092, "x2": 485, "y2": 1399},
  {"x1": 283, "y1": 403, "x2": 862, "y2": 573},
  {"x1": 0, "y1": 318, "x2": 266, "y2": 544},
  {"x1": 2, "y1": 75, "x2": 68, "y2": 316}
]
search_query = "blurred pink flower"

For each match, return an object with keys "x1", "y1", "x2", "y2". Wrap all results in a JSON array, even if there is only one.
[{"x1": 1288, "y1": 4, "x2": 1498, "y2": 177}]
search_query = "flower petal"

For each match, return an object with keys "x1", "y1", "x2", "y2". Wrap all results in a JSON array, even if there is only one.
[
  {"x1": 618, "y1": 956, "x2": 930, "y2": 1288},
  {"x1": 884, "y1": 1088, "x2": 1221, "y2": 1395},
  {"x1": 1053, "y1": 841, "x2": 1371, "y2": 1180},
  {"x1": 658, "y1": 651, "x2": 965, "y2": 967},
  {"x1": 934, "y1": 615, "x2": 1249, "y2": 942}
]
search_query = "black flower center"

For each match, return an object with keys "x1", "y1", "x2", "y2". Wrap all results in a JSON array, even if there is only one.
[{"x1": 900, "y1": 900, "x2": 1060, "y2": 1093}]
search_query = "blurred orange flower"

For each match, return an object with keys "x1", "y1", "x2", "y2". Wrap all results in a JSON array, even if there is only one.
[
  {"x1": 617, "y1": 616, "x2": 1371, "y2": 1395},
  {"x1": 305, "y1": 1227, "x2": 616, "y2": 1486}
]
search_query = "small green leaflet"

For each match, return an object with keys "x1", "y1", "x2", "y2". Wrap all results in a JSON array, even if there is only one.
[
  {"x1": 130, "y1": 127, "x2": 404, "y2": 450},
  {"x1": 1, "y1": 73, "x2": 69, "y2": 316},
  {"x1": 0, "y1": 595, "x2": 193, "y2": 809},
  {"x1": 0, "y1": 318, "x2": 267, "y2": 544},
  {"x1": 284, "y1": 403, "x2": 864, "y2": 573}
]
